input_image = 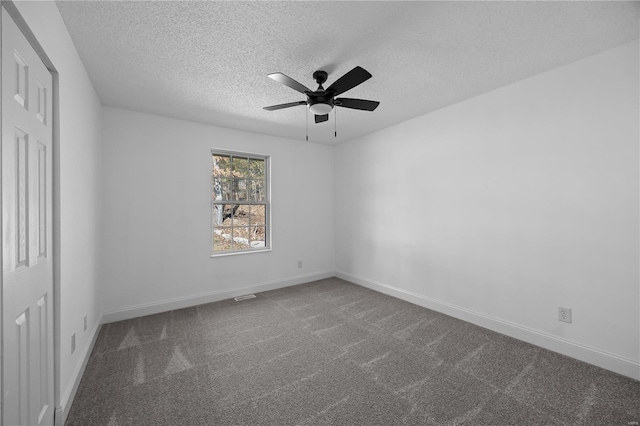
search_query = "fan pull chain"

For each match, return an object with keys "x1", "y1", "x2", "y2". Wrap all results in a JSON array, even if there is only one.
[
  {"x1": 306, "y1": 107, "x2": 309, "y2": 141},
  {"x1": 334, "y1": 107, "x2": 337, "y2": 138}
]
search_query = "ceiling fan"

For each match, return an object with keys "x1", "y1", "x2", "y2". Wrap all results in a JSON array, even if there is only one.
[{"x1": 263, "y1": 66, "x2": 380, "y2": 124}]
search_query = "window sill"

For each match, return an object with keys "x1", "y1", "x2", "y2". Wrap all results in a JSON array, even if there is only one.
[{"x1": 210, "y1": 248, "x2": 272, "y2": 258}]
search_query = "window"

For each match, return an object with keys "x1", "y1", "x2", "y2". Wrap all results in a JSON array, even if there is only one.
[{"x1": 211, "y1": 149, "x2": 270, "y2": 255}]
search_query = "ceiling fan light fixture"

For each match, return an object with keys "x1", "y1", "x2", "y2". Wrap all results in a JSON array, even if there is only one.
[{"x1": 308, "y1": 102, "x2": 333, "y2": 115}]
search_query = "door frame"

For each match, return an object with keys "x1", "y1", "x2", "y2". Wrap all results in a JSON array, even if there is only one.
[{"x1": 0, "y1": 1, "x2": 61, "y2": 424}]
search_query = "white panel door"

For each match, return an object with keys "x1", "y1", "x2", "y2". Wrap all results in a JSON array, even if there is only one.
[{"x1": 2, "y1": 7, "x2": 55, "y2": 426}]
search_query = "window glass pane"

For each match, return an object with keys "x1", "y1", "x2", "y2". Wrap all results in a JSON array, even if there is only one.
[
  {"x1": 212, "y1": 204, "x2": 225, "y2": 227},
  {"x1": 249, "y1": 158, "x2": 265, "y2": 180},
  {"x1": 232, "y1": 178, "x2": 247, "y2": 201},
  {"x1": 222, "y1": 204, "x2": 239, "y2": 226},
  {"x1": 247, "y1": 180, "x2": 254, "y2": 201},
  {"x1": 232, "y1": 205, "x2": 248, "y2": 227},
  {"x1": 251, "y1": 227, "x2": 266, "y2": 248},
  {"x1": 233, "y1": 227, "x2": 251, "y2": 249},
  {"x1": 232, "y1": 157, "x2": 249, "y2": 178},
  {"x1": 249, "y1": 204, "x2": 266, "y2": 227},
  {"x1": 220, "y1": 178, "x2": 232, "y2": 200},
  {"x1": 249, "y1": 180, "x2": 265, "y2": 201},
  {"x1": 213, "y1": 155, "x2": 231, "y2": 176},
  {"x1": 213, "y1": 227, "x2": 233, "y2": 252},
  {"x1": 212, "y1": 177, "x2": 224, "y2": 199}
]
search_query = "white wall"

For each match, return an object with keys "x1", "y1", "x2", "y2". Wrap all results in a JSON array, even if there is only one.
[
  {"x1": 100, "y1": 107, "x2": 335, "y2": 316},
  {"x1": 335, "y1": 41, "x2": 639, "y2": 377},
  {"x1": 12, "y1": 0, "x2": 103, "y2": 418}
]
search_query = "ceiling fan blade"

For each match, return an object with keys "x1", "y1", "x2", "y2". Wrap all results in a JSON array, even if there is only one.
[
  {"x1": 326, "y1": 66, "x2": 372, "y2": 96},
  {"x1": 268, "y1": 73, "x2": 312, "y2": 94},
  {"x1": 263, "y1": 101, "x2": 307, "y2": 111},
  {"x1": 335, "y1": 98, "x2": 380, "y2": 111},
  {"x1": 315, "y1": 114, "x2": 329, "y2": 124}
]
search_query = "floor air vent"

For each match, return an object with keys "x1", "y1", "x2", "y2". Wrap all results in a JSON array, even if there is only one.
[{"x1": 234, "y1": 294, "x2": 256, "y2": 301}]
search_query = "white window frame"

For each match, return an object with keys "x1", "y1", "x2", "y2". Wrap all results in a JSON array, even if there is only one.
[{"x1": 210, "y1": 148, "x2": 271, "y2": 257}]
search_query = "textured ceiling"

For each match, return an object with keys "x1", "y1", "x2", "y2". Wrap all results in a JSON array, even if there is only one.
[{"x1": 55, "y1": 1, "x2": 639, "y2": 145}]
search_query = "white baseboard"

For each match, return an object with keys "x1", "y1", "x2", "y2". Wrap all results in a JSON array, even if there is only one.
[
  {"x1": 336, "y1": 270, "x2": 640, "y2": 381},
  {"x1": 102, "y1": 270, "x2": 335, "y2": 324},
  {"x1": 54, "y1": 315, "x2": 103, "y2": 426}
]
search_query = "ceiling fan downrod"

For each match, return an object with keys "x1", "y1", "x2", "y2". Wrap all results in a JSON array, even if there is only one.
[{"x1": 313, "y1": 70, "x2": 328, "y2": 89}]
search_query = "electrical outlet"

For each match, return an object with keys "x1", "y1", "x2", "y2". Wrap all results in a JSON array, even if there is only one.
[
  {"x1": 297, "y1": 260, "x2": 302, "y2": 269},
  {"x1": 84, "y1": 315, "x2": 88, "y2": 332},
  {"x1": 71, "y1": 333, "x2": 76, "y2": 354},
  {"x1": 558, "y1": 307, "x2": 572, "y2": 323}
]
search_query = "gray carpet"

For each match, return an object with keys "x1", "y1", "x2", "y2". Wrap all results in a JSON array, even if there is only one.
[{"x1": 66, "y1": 278, "x2": 639, "y2": 425}]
